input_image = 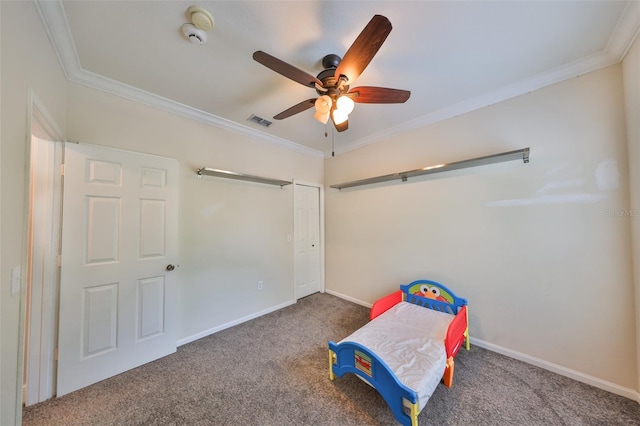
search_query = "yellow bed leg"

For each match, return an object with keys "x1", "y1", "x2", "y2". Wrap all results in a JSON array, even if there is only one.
[
  {"x1": 410, "y1": 401, "x2": 419, "y2": 426},
  {"x1": 328, "y1": 350, "x2": 336, "y2": 381},
  {"x1": 465, "y1": 328, "x2": 470, "y2": 351}
]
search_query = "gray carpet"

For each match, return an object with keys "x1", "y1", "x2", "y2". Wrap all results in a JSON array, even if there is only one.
[{"x1": 23, "y1": 293, "x2": 640, "y2": 425}]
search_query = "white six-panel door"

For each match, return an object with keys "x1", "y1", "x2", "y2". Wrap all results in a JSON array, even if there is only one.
[
  {"x1": 295, "y1": 184, "x2": 321, "y2": 299},
  {"x1": 57, "y1": 143, "x2": 178, "y2": 396}
]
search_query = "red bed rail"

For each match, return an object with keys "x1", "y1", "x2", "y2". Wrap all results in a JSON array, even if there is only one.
[
  {"x1": 445, "y1": 305, "x2": 468, "y2": 359},
  {"x1": 370, "y1": 290, "x2": 403, "y2": 320}
]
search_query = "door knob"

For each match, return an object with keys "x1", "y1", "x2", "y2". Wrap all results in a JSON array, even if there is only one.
[{"x1": 166, "y1": 264, "x2": 175, "y2": 271}]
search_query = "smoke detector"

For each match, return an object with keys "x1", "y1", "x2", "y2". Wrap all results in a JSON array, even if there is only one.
[
  {"x1": 188, "y1": 6, "x2": 214, "y2": 31},
  {"x1": 182, "y1": 23, "x2": 207, "y2": 45}
]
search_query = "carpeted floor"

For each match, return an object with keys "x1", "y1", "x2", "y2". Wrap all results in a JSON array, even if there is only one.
[{"x1": 23, "y1": 293, "x2": 640, "y2": 425}]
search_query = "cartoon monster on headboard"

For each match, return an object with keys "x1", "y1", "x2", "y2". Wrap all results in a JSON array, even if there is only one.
[{"x1": 405, "y1": 281, "x2": 455, "y2": 304}]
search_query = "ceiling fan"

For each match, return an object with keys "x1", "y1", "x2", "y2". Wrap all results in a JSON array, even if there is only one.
[{"x1": 253, "y1": 15, "x2": 410, "y2": 132}]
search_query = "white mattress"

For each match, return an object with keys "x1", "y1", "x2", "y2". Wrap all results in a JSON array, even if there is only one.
[{"x1": 340, "y1": 301, "x2": 453, "y2": 411}]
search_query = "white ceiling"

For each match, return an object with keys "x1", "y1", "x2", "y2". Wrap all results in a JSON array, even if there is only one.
[{"x1": 37, "y1": 1, "x2": 639, "y2": 157}]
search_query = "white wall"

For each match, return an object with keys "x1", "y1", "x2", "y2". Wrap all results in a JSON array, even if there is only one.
[
  {"x1": 2, "y1": 3, "x2": 323, "y2": 422},
  {"x1": 1, "y1": 4, "x2": 638, "y2": 425},
  {"x1": 1, "y1": 2, "x2": 4, "y2": 423},
  {"x1": 325, "y1": 64, "x2": 637, "y2": 395},
  {"x1": 622, "y1": 32, "x2": 640, "y2": 395},
  {"x1": 64, "y1": 83, "x2": 324, "y2": 342},
  {"x1": 1, "y1": 2, "x2": 68, "y2": 425}
]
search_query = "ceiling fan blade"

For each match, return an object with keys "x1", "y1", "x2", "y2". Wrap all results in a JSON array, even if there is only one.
[
  {"x1": 334, "y1": 15, "x2": 392, "y2": 84},
  {"x1": 273, "y1": 98, "x2": 316, "y2": 120},
  {"x1": 253, "y1": 51, "x2": 322, "y2": 88},
  {"x1": 349, "y1": 86, "x2": 411, "y2": 104}
]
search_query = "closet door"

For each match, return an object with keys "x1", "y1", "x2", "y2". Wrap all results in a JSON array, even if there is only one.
[
  {"x1": 57, "y1": 143, "x2": 178, "y2": 396},
  {"x1": 295, "y1": 184, "x2": 321, "y2": 299}
]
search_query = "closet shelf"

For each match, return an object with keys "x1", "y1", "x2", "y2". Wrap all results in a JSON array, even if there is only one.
[
  {"x1": 197, "y1": 167, "x2": 292, "y2": 187},
  {"x1": 330, "y1": 147, "x2": 530, "y2": 190}
]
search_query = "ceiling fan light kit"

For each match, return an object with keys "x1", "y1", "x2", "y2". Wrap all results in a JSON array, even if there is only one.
[
  {"x1": 314, "y1": 95, "x2": 332, "y2": 124},
  {"x1": 332, "y1": 108, "x2": 349, "y2": 125},
  {"x1": 336, "y1": 96, "x2": 355, "y2": 115},
  {"x1": 253, "y1": 15, "x2": 411, "y2": 133},
  {"x1": 314, "y1": 110, "x2": 330, "y2": 125}
]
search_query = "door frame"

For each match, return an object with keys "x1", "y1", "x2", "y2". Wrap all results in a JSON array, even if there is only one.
[
  {"x1": 19, "y1": 90, "x2": 64, "y2": 412},
  {"x1": 293, "y1": 181, "x2": 325, "y2": 301}
]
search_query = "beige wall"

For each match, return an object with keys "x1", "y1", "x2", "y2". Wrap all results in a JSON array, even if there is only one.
[
  {"x1": 325, "y1": 65, "x2": 637, "y2": 395},
  {"x1": 1, "y1": 2, "x2": 68, "y2": 425},
  {"x1": 2, "y1": 2, "x2": 639, "y2": 424},
  {"x1": 1, "y1": 1, "x2": 3, "y2": 423},
  {"x1": 622, "y1": 32, "x2": 640, "y2": 394},
  {"x1": 65, "y1": 83, "x2": 324, "y2": 341},
  {"x1": 1, "y1": 2, "x2": 324, "y2": 423}
]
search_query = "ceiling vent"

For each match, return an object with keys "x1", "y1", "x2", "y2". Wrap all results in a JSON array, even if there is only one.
[{"x1": 247, "y1": 114, "x2": 272, "y2": 128}]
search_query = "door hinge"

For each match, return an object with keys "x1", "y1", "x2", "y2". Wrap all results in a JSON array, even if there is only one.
[
  {"x1": 60, "y1": 164, "x2": 65, "y2": 176},
  {"x1": 54, "y1": 348, "x2": 59, "y2": 361},
  {"x1": 56, "y1": 254, "x2": 62, "y2": 267}
]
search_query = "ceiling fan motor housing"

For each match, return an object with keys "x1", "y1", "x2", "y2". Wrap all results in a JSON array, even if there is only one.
[
  {"x1": 321, "y1": 54, "x2": 341, "y2": 69},
  {"x1": 316, "y1": 55, "x2": 348, "y2": 96}
]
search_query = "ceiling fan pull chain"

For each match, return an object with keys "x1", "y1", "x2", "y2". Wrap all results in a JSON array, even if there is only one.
[{"x1": 332, "y1": 127, "x2": 335, "y2": 157}]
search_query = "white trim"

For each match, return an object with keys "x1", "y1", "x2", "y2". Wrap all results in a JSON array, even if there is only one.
[
  {"x1": 70, "y1": 69, "x2": 325, "y2": 159},
  {"x1": 33, "y1": 0, "x2": 324, "y2": 160},
  {"x1": 34, "y1": 0, "x2": 640, "y2": 160},
  {"x1": 176, "y1": 300, "x2": 295, "y2": 347},
  {"x1": 469, "y1": 337, "x2": 640, "y2": 403},
  {"x1": 34, "y1": 0, "x2": 81, "y2": 80},
  {"x1": 25, "y1": 136, "x2": 62, "y2": 405},
  {"x1": 31, "y1": 93, "x2": 64, "y2": 141},
  {"x1": 325, "y1": 289, "x2": 372, "y2": 309},
  {"x1": 606, "y1": 0, "x2": 640, "y2": 61},
  {"x1": 335, "y1": 50, "x2": 621, "y2": 156},
  {"x1": 20, "y1": 90, "x2": 65, "y2": 412}
]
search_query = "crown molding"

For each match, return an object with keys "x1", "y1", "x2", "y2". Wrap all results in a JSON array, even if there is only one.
[
  {"x1": 331, "y1": 1, "x2": 640, "y2": 156},
  {"x1": 35, "y1": 0, "x2": 640, "y2": 160},
  {"x1": 71, "y1": 68, "x2": 325, "y2": 158},
  {"x1": 33, "y1": 0, "x2": 325, "y2": 159},
  {"x1": 606, "y1": 0, "x2": 640, "y2": 60},
  {"x1": 34, "y1": 0, "x2": 81, "y2": 80},
  {"x1": 338, "y1": 48, "x2": 622, "y2": 156}
]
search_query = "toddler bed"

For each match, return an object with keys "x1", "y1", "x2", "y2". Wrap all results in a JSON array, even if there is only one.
[{"x1": 328, "y1": 279, "x2": 469, "y2": 426}]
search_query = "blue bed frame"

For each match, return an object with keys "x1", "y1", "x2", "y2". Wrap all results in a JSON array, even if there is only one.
[{"x1": 328, "y1": 279, "x2": 469, "y2": 426}]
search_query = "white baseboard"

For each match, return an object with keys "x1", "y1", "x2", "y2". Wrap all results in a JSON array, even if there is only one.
[
  {"x1": 470, "y1": 337, "x2": 640, "y2": 402},
  {"x1": 325, "y1": 289, "x2": 372, "y2": 308},
  {"x1": 176, "y1": 299, "x2": 296, "y2": 347},
  {"x1": 326, "y1": 290, "x2": 639, "y2": 403}
]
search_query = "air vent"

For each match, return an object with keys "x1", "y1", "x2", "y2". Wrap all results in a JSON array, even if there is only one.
[{"x1": 247, "y1": 114, "x2": 272, "y2": 128}]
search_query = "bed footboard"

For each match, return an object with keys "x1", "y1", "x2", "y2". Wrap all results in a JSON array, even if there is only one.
[{"x1": 328, "y1": 340, "x2": 419, "y2": 426}]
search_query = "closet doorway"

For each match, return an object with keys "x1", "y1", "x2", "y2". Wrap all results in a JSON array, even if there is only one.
[
  {"x1": 23, "y1": 94, "x2": 64, "y2": 406},
  {"x1": 294, "y1": 183, "x2": 324, "y2": 299}
]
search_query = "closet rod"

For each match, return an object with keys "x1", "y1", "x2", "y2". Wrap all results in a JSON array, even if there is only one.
[
  {"x1": 197, "y1": 167, "x2": 292, "y2": 187},
  {"x1": 330, "y1": 147, "x2": 530, "y2": 190}
]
